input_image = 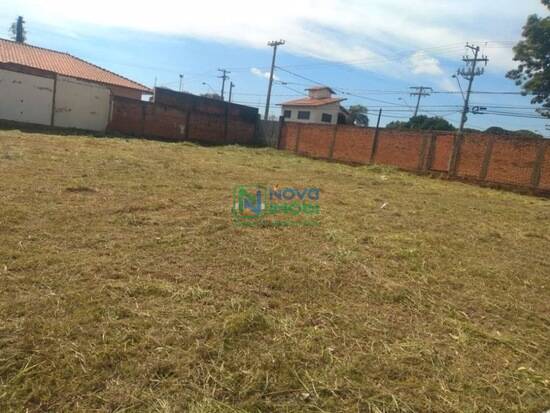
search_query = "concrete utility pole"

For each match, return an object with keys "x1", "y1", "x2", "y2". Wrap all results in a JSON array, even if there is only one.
[
  {"x1": 409, "y1": 86, "x2": 432, "y2": 117},
  {"x1": 457, "y1": 44, "x2": 489, "y2": 133},
  {"x1": 218, "y1": 69, "x2": 231, "y2": 101},
  {"x1": 229, "y1": 82, "x2": 235, "y2": 103},
  {"x1": 265, "y1": 40, "x2": 285, "y2": 120},
  {"x1": 179, "y1": 74, "x2": 184, "y2": 92}
]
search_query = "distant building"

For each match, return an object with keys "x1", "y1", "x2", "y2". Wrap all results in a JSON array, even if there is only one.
[
  {"x1": 0, "y1": 38, "x2": 151, "y2": 131},
  {"x1": 279, "y1": 86, "x2": 348, "y2": 125}
]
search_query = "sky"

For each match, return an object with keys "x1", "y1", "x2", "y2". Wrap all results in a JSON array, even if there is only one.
[{"x1": 1, "y1": 0, "x2": 549, "y2": 136}]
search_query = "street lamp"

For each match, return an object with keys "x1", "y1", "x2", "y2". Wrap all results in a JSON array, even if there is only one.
[
  {"x1": 452, "y1": 74, "x2": 466, "y2": 102},
  {"x1": 398, "y1": 97, "x2": 414, "y2": 114}
]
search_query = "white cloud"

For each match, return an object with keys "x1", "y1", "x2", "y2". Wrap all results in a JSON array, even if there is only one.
[
  {"x1": 250, "y1": 67, "x2": 279, "y2": 81},
  {"x1": 5, "y1": 0, "x2": 548, "y2": 74},
  {"x1": 409, "y1": 52, "x2": 444, "y2": 76}
]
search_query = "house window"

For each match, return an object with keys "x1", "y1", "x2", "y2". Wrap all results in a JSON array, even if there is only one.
[
  {"x1": 321, "y1": 113, "x2": 333, "y2": 123},
  {"x1": 297, "y1": 111, "x2": 311, "y2": 120},
  {"x1": 284, "y1": 110, "x2": 292, "y2": 119}
]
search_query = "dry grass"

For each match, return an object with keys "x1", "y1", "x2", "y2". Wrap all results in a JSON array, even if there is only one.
[{"x1": 0, "y1": 129, "x2": 549, "y2": 413}]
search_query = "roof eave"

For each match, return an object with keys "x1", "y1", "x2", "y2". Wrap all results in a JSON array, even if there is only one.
[{"x1": 278, "y1": 98, "x2": 347, "y2": 107}]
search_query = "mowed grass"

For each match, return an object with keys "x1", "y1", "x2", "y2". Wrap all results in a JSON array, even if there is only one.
[{"x1": 0, "y1": 129, "x2": 549, "y2": 413}]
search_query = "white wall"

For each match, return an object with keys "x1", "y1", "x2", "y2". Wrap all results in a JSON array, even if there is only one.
[
  {"x1": 282, "y1": 102, "x2": 340, "y2": 125},
  {"x1": 54, "y1": 76, "x2": 111, "y2": 132},
  {"x1": 0, "y1": 68, "x2": 54, "y2": 126}
]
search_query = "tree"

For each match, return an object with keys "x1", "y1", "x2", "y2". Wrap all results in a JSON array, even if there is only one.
[
  {"x1": 385, "y1": 120, "x2": 408, "y2": 129},
  {"x1": 348, "y1": 105, "x2": 369, "y2": 127},
  {"x1": 9, "y1": 16, "x2": 26, "y2": 43},
  {"x1": 200, "y1": 93, "x2": 222, "y2": 100},
  {"x1": 506, "y1": 0, "x2": 550, "y2": 117},
  {"x1": 386, "y1": 115, "x2": 456, "y2": 131},
  {"x1": 484, "y1": 126, "x2": 542, "y2": 138}
]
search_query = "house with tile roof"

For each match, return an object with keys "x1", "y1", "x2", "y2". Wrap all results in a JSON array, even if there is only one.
[
  {"x1": 0, "y1": 38, "x2": 151, "y2": 99},
  {"x1": 279, "y1": 86, "x2": 348, "y2": 125},
  {"x1": 0, "y1": 38, "x2": 152, "y2": 131}
]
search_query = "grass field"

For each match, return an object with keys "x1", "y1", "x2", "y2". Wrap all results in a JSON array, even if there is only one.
[{"x1": 0, "y1": 129, "x2": 549, "y2": 413}]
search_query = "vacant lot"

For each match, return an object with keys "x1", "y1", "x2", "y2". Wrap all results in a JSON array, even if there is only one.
[{"x1": 0, "y1": 129, "x2": 549, "y2": 412}]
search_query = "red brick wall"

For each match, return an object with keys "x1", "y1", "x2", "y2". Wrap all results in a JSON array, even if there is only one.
[
  {"x1": 108, "y1": 98, "x2": 145, "y2": 136},
  {"x1": 154, "y1": 88, "x2": 257, "y2": 123},
  {"x1": 108, "y1": 96, "x2": 257, "y2": 144},
  {"x1": 332, "y1": 126, "x2": 374, "y2": 164},
  {"x1": 187, "y1": 111, "x2": 225, "y2": 143},
  {"x1": 539, "y1": 143, "x2": 550, "y2": 191},
  {"x1": 456, "y1": 134, "x2": 489, "y2": 179},
  {"x1": 143, "y1": 104, "x2": 187, "y2": 139},
  {"x1": 228, "y1": 120, "x2": 256, "y2": 145},
  {"x1": 278, "y1": 122, "x2": 549, "y2": 196},
  {"x1": 431, "y1": 134, "x2": 454, "y2": 172},
  {"x1": 297, "y1": 124, "x2": 334, "y2": 159},
  {"x1": 486, "y1": 138, "x2": 538, "y2": 186},
  {"x1": 374, "y1": 130, "x2": 425, "y2": 171},
  {"x1": 280, "y1": 123, "x2": 300, "y2": 151}
]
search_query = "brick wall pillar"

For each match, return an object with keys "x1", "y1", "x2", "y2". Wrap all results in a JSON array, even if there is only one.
[
  {"x1": 277, "y1": 116, "x2": 285, "y2": 150},
  {"x1": 424, "y1": 133, "x2": 437, "y2": 172},
  {"x1": 417, "y1": 133, "x2": 431, "y2": 171},
  {"x1": 328, "y1": 124, "x2": 338, "y2": 160},
  {"x1": 295, "y1": 123, "x2": 303, "y2": 154},
  {"x1": 531, "y1": 139, "x2": 548, "y2": 189},
  {"x1": 448, "y1": 133, "x2": 464, "y2": 177},
  {"x1": 480, "y1": 135, "x2": 496, "y2": 181}
]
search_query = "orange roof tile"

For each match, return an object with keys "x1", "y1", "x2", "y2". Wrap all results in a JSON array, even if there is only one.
[
  {"x1": 0, "y1": 38, "x2": 151, "y2": 93},
  {"x1": 279, "y1": 97, "x2": 346, "y2": 107}
]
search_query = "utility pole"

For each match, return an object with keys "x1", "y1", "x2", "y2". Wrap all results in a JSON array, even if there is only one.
[
  {"x1": 10, "y1": 16, "x2": 26, "y2": 43},
  {"x1": 457, "y1": 44, "x2": 489, "y2": 133},
  {"x1": 265, "y1": 40, "x2": 285, "y2": 120},
  {"x1": 179, "y1": 74, "x2": 184, "y2": 92},
  {"x1": 409, "y1": 86, "x2": 432, "y2": 117},
  {"x1": 218, "y1": 69, "x2": 230, "y2": 101},
  {"x1": 229, "y1": 82, "x2": 235, "y2": 103}
]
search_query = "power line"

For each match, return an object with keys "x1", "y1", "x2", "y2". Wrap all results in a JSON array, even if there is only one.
[
  {"x1": 226, "y1": 41, "x2": 514, "y2": 72},
  {"x1": 276, "y1": 66, "x2": 406, "y2": 107},
  {"x1": 433, "y1": 90, "x2": 526, "y2": 95},
  {"x1": 273, "y1": 44, "x2": 468, "y2": 70},
  {"x1": 475, "y1": 111, "x2": 548, "y2": 119},
  {"x1": 234, "y1": 92, "x2": 301, "y2": 97},
  {"x1": 275, "y1": 66, "x2": 324, "y2": 87},
  {"x1": 277, "y1": 83, "x2": 305, "y2": 96},
  {"x1": 246, "y1": 64, "x2": 534, "y2": 107}
]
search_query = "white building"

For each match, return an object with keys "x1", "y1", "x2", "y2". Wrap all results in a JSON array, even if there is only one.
[
  {"x1": 0, "y1": 38, "x2": 151, "y2": 132},
  {"x1": 279, "y1": 86, "x2": 348, "y2": 125}
]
